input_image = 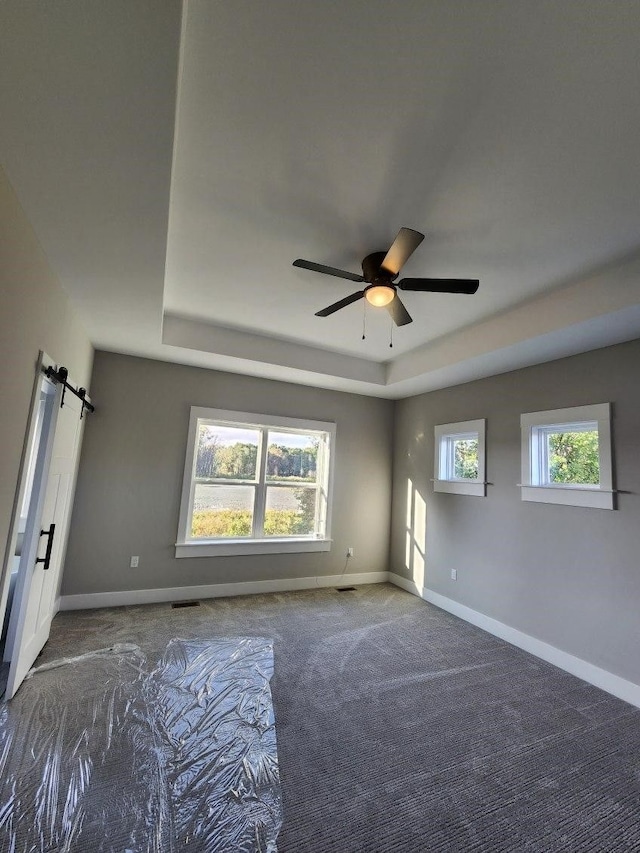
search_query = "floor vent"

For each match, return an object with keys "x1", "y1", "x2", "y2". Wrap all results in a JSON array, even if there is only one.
[
  {"x1": 171, "y1": 600, "x2": 201, "y2": 609},
  {"x1": 336, "y1": 587, "x2": 356, "y2": 592}
]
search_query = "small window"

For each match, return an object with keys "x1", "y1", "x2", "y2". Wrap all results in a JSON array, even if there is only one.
[
  {"x1": 520, "y1": 403, "x2": 613, "y2": 509},
  {"x1": 434, "y1": 419, "x2": 486, "y2": 496},
  {"x1": 176, "y1": 408, "x2": 335, "y2": 556}
]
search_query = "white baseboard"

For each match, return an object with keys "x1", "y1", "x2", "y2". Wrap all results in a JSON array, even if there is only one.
[
  {"x1": 387, "y1": 574, "x2": 422, "y2": 597},
  {"x1": 388, "y1": 573, "x2": 640, "y2": 709},
  {"x1": 58, "y1": 571, "x2": 391, "y2": 611}
]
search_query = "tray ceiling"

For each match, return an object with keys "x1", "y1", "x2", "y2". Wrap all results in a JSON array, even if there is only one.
[{"x1": 2, "y1": 1, "x2": 640, "y2": 396}]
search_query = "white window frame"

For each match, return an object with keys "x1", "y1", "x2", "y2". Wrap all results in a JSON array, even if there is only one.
[
  {"x1": 176, "y1": 407, "x2": 335, "y2": 557},
  {"x1": 520, "y1": 403, "x2": 613, "y2": 509},
  {"x1": 433, "y1": 419, "x2": 486, "y2": 497}
]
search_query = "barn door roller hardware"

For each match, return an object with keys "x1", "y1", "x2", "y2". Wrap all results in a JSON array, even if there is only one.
[{"x1": 43, "y1": 365, "x2": 95, "y2": 418}]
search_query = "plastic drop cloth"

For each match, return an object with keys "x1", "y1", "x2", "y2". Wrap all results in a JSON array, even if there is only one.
[{"x1": 0, "y1": 636, "x2": 281, "y2": 853}]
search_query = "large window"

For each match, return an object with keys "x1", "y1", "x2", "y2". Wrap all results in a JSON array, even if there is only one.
[
  {"x1": 434, "y1": 419, "x2": 486, "y2": 496},
  {"x1": 520, "y1": 403, "x2": 613, "y2": 509},
  {"x1": 176, "y1": 408, "x2": 335, "y2": 556}
]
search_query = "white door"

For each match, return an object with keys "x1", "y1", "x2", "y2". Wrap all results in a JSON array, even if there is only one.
[{"x1": 4, "y1": 383, "x2": 85, "y2": 699}]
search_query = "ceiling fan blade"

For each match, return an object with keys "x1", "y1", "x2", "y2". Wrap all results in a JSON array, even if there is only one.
[
  {"x1": 386, "y1": 293, "x2": 413, "y2": 326},
  {"x1": 315, "y1": 290, "x2": 365, "y2": 317},
  {"x1": 380, "y1": 228, "x2": 425, "y2": 277},
  {"x1": 293, "y1": 258, "x2": 364, "y2": 283},
  {"x1": 398, "y1": 277, "x2": 479, "y2": 294}
]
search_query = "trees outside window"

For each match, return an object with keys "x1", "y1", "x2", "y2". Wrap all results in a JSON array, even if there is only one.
[{"x1": 546, "y1": 429, "x2": 599, "y2": 485}]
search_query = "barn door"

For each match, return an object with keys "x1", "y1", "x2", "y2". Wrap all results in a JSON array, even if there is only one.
[{"x1": 4, "y1": 368, "x2": 85, "y2": 699}]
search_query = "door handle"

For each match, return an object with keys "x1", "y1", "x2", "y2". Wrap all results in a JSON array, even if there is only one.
[{"x1": 36, "y1": 523, "x2": 56, "y2": 571}]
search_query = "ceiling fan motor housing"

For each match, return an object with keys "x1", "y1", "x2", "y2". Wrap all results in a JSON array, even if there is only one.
[{"x1": 362, "y1": 251, "x2": 395, "y2": 283}]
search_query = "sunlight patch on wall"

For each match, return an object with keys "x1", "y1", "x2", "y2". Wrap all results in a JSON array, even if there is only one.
[
  {"x1": 405, "y1": 479, "x2": 413, "y2": 570},
  {"x1": 405, "y1": 478, "x2": 426, "y2": 590}
]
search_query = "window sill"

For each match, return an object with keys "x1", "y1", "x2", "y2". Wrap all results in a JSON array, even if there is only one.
[
  {"x1": 175, "y1": 538, "x2": 332, "y2": 558},
  {"x1": 520, "y1": 485, "x2": 614, "y2": 510},
  {"x1": 433, "y1": 479, "x2": 486, "y2": 497}
]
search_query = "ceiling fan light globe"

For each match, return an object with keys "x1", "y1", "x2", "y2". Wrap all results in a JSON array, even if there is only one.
[{"x1": 365, "y1": 285, "x2": 395, "y2": 307}]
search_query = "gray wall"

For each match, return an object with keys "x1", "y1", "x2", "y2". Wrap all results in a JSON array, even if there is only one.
[
  {"x1": 391, "y1": 338, "x2": 640, "y2": 685},
  {"x1": 63, "y1": 351, "x2": 394, "y2": 594},
  {"x1": 0, "y1": 167, "x2": 93, "y2": 604}
]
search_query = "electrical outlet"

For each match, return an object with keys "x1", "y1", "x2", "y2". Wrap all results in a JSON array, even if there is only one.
[
  {"x1": 347, "y1": 547, "x2": 354, "y2": 557},
  {"x1": 130, "y1": 556, "x2": 139, "y2": 568},
  {"x1": 450, "y1": 568, "x2": 457, "y2": 581}
]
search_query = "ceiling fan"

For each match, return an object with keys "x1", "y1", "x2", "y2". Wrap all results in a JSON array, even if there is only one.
[{"x1": 293, "y1": 227, "x2": 479, "y2": 326}]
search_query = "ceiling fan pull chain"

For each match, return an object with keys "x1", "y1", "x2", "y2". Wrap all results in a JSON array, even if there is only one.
[
  {"x1": 362, "y1": 300, "x2": 366, "y2": 340},
  {"x1": 389, "y1": 317, "x2": 393, "y2": 348}
]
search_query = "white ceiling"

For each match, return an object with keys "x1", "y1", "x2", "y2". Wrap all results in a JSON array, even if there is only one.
[{"x1": 2, "y1": 1, "x2": 640, "y2": 398}]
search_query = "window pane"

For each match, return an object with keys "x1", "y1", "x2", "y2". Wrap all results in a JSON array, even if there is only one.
[
  {"x1": 266, "y1": 431, "x2": 319, "y2": 483},
  {"x1": 191, "y1": 484, "x2": 254, "y2": 538},
  {"x1": 264, "y1": 486, "x2": 317, "y2": 537},
  {"x1": 547, "y1": 430, "x2": 599, "y2": 485},
  {"x1": 453, "y1": 438, "x2": 478, "y2": 479},
  {"x1": 196, "y1": 423, "x2": 259, "y2": 481}
]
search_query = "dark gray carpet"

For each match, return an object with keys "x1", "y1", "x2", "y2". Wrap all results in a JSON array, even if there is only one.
[{"x1": 3, "y1": 583, "x2": 640, "y2": 851}]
